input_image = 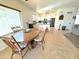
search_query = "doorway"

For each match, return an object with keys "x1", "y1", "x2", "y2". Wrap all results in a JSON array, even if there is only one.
[{"x1": 49, "y1": 18, "x2": 55, "y2": 27}]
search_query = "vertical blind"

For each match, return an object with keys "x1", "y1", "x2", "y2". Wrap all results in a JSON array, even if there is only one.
[{"x1": 0, "y1": 6, "x2": 21, "y2": 36}]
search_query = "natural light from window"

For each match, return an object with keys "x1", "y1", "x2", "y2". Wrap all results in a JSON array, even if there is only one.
[
  {"x1": 0, "y1": 6, "x2": 21, "y2": 36},
  {"x1": 75, "y1": 15, "x2": 79, "y2": 25}
]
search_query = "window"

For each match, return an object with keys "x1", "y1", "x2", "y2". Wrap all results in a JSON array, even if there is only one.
[
  {"x1": 74, "y1": 8, "x2": 79, "y2": 25},
  {"x1": 74, "y1": 15, "x2": 79, "y2": 25},
  {"x1": 0, "y1": 6, "x2": 21, "y2": 36}
]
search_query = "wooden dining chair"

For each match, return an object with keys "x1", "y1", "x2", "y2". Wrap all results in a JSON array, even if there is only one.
[
  {"x1": 0, "y1": 36, "x2": 29, "y2": 59},
  {"x1": 34, "y1": 28, "x2": 48, "y2": 50}
]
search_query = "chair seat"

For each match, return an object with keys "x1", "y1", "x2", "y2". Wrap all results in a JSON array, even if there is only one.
[
  {"x1": 18, "y1": 42, "x2": 27, "y2": 49},
  {"x1": 34, "y1": 38, "x2": 42, "y2": 41},
  {"x1": 25, "y1": 29, "x2": 31, "y2": 33}
]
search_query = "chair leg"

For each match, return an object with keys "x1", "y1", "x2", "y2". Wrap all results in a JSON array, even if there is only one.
[
  {"x1": 42, "y1": 40, "x2": 45, "y2": 50},
  {"x1": 28, "y1": 43, "x2": 32, "y2": 50},
  {"x1": 11, "y1": 51, "x2": 14, "y2": 59},
  {"x1": 42, "y1": 43, "x2": 44, "y2": 50},
  {"x1": 21, "y1": 52, "x2": 23, "y2": 59},
  {"x1": 18, "y1": 52, "x2": 23, "y2": 59},
  {"x1": 11, "y1": 51, "x2": 23, "y2": 59}
]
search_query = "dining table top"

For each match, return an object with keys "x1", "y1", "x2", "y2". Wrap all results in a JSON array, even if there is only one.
[
  {"x1": 24, "y1": 28, "x2": 41, "y2": 43},
  {"x1": 8, "y1": 28, "x2": 41, "y2": 43}
]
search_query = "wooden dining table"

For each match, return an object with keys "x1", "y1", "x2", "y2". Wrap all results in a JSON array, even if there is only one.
[{"x1": 24, "y1": 28, "x2": 41, "y2": 43}]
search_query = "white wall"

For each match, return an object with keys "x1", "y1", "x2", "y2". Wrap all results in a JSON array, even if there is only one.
[
  {"x1": 0, "y1": 0, "x2": 35, "y2": 51},
  {"x1": 71, "y1": 8, "x2": 79, "y2": 36},
  {"x1": 38, "y1": 8, "x2": 77, "y2": 31},
  {"x1": 55, "y1": 8, "x2": 77, "y2": 31}
]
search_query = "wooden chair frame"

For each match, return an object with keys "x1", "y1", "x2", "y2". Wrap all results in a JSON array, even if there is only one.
[
  {"x1": 34, "y1": 28, "x2": 48, "y2": 50},
  {"x1": 0, "y1": 36, "x2": 29, "y2": 59}
]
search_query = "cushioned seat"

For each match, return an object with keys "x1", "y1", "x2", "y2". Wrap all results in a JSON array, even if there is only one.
[{"x1": 18, "y1": 42, "x2": 27, "y2": 49}]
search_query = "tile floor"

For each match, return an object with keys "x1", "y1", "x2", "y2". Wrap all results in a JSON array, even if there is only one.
[{"x1": 0, "y1": 28, "x2": 79, "y2": 59}]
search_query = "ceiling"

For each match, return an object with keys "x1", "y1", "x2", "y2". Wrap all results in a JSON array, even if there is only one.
[{"x1": 20, "y1": 0, "x2": 79, "y2": 12}]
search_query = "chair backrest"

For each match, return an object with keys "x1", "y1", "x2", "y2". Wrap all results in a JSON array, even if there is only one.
[
  {"x1": 0, "y1": 36, "x2": 21, "y2": 52},
  {"x1": 11, "y1": 26, "x2": 21, "y2": 33}
]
